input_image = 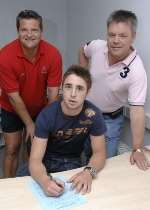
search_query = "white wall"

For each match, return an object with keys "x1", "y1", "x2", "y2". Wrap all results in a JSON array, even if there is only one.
[
  {"x1": 122, "y1": 119, "x2": 150, "y2": 147},
  {"x1": 0, "y1": 0, "x2": 67, "y2": 67},
  {"x1": 66, "y1": 0, "x2": 150, "y2": 145}
]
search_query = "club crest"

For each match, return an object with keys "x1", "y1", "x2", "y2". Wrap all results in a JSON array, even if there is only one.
[{"x1": 84, "y1": 108, "x2": 96, "y2": 117}]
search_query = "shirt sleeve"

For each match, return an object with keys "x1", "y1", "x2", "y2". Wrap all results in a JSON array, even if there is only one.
[
  {"x1": 84, "y1": 39, "x2": 106, "y2": 58},
  {"x1": 0, "y1": 62, "x2": 19, "y2": 93},
  {"x1": 35, "y1": 109, "x2": 51, "y2": 139},
  {"x1": 128, "y1": 57, "x2": 147, "y2": 105},
  {"x1": 84, "y1": 40, "x2": 94, "y2": 58},
  {"x1": 47, "y1": 49, "x2": 62, "y2": 87},
  {"x1": 90, "y1": 109, "x2": 107, "y2": 136}
]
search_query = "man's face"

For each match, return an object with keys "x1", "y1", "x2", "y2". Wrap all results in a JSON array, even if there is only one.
[
  {"x1": 62, "y1": 74, "x2": 88, "y2": 115},
  {"x1": 18, "y1": 18, "x2": 42, "y2": 50},
  {"x1": 107, "y1": 21, "x2": 135, "y2": 63}
]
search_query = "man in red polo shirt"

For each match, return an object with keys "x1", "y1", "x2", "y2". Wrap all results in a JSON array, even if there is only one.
[{"x1": 0, "y1": 10, "x2": 62, "y2": 177}]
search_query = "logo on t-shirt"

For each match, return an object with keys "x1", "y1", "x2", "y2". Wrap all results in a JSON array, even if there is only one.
[
  {"x1": 41, "y1": 66, "x2": 48, "y2": 74},
  {"x1": 84, "y1": 108, "x2": 96, "y2": 118},
  {"x1": 53, "y1": 127, "x2": 88, "y2": 142}
]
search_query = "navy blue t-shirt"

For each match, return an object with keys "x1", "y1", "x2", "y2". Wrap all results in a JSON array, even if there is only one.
[{"x1": 35, "y1": 100, "x2": 106, "y2": 158}]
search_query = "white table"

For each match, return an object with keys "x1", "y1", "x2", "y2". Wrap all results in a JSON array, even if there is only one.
[{"x1": 0, "y1": 149, "x2": 150, "y2": 210}]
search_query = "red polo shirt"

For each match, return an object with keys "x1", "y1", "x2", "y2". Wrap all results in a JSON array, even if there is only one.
[{"x1": 0, "y1": 39, "x2": 62, "y2": 117}]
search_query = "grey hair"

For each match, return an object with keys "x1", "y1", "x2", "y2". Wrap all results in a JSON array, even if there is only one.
[{"x1": 107, "y1": 10, "x2": 138, "y2": 33}]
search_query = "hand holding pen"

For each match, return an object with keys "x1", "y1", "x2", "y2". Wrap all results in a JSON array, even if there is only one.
[{"x1": 42, "y1": 174, "x2": 65, "y2": 197}]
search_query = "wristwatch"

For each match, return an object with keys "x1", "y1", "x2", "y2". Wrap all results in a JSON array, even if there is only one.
[
  {"x1": 132, "y1": 148, "x2": 143, "y2": 153},
  {"x1": 83, "y1": 166, "x2": 97, "y2": 178},
  {"x1": 47, "y1": 173, "x2": 53, "y2": 180}
]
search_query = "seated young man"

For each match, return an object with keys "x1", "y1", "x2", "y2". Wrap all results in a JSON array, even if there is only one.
[{"x1": 29, "y1": 65, "x2": 106, "y2": 197}]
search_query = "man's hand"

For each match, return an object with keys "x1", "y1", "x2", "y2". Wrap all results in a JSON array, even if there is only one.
[
  {"x1": 130, "y1": 148, "x2": 150, "y2": 170},
  {"x1": 25, "y1": 122, "x2": 35, "y2": 142},
  {"x1": 68, "y1": 170, "x2": 92, "y2": 194},
  {"x1": 41, "y1": 178, "x2": 65, "y2": 197}
]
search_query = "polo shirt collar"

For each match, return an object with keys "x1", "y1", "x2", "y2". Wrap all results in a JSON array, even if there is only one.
[
  {"x1": 17, "y1": 39, "x2": 45, "y2": 59},
  {"x1": 121, "y1": 48, "x2": 137, "y2": 66},
  {"x1": 104, "y1": 44, "x2": 137, "y2": 66}
]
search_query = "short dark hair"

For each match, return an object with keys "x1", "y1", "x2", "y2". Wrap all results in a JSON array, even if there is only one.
[
  {"x1": 16, "y1": 9, "x2": 43, "y2": 31},
  {"x1": 62, "y1": 65, "x2": 92, "y2": 91},
  {"x1": 107, "y1": 10, "x2": 137, "y2": 33}
]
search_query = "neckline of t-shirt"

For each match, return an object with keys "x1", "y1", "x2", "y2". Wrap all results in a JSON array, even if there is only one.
[{"x1": 59, "y1": 101, "x2": 85, "y2": 120}]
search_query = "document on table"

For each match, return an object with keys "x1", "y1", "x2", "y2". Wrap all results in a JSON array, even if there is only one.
[{"x1": 28, "y1": 176, "x2": 87, "y2": 210}]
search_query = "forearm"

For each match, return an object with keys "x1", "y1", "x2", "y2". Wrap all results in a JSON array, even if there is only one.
[
  {"x1": 29, "y1": 159, "x2": 49, "y2": 186},
  {"x1": 8, "y1": 93, "x2": 33, "y2": 126},
  {"x1": 130, "y1": 106, "x2": 145, "y2": 149},
  {"x1": 87, "y1": 151, "x2": 106, "y2": 173},
  {"x1": 78, "y1": 47, "x2": 89, "y2": 68},
  {"x1": 47, "y1": 87, "x2": 59, "y2": 104}
]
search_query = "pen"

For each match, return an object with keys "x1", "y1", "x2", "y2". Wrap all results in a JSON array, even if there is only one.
[
  {"x1": 48, "y1": 173, "x2": 65, "y2": 189},
  {"x1": 53, "y1": 179, "x2": 64, "y2": 189}
]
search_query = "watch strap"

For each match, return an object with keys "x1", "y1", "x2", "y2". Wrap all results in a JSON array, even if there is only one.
[
  {"x1": 132, "y1": 148, "x2": 143, "y2": 153},
  {"x1": 83, "y1": 166, "x2": 97, "y2": 178}
]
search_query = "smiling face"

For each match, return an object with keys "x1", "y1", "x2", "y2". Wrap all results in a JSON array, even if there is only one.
[
  {"x1": 18, "y1": 18, "x2": 42, "y2": 50},
  {"x1": 107, "y1": 21, "x2": 135, "y2": 64},
  {"x1": 61, "y1": 74, "x2": 88, "y2": 116}
]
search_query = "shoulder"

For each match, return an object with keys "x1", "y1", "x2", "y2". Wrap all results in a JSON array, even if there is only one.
[
  {"x1": 130, "y1": 54, "x2": 147, "y2": 78},
  {"x1": 84, "y1": 100, "x2": 106, "y2": 135},
  {"x1": 0, "y1": 39, "x2": 19, "y2": 58},
  {"x1": 36, "y1": 101, "x2": 59, "y2": 128},
  {"x1": 39, "y1": 101, "x2": 60, "y2": 117},
  {"x1": 35, "y1": 101, "x2": 60, "y2": 137},
  {"x1": 41, "y1": 40, "x2": 61, "y2": 57},
  {"x1": 1, "y1": 39, "x2": 19, "y2": 52},
  {"x1": 84, "y1": 100, "x2": 103, "y2": 116},
  {"x1": 84, "y1": 39, "x2": 106, "y2": 56},
  {"x1": 0, "y1": 40, "x2": 21, "y2": 69},
  {"x1": 85, "y1": 39, "x2": 106, "y2": 49},
  {"x1": 133, "y1": 54, "x2": 145, "y2": 69}
]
